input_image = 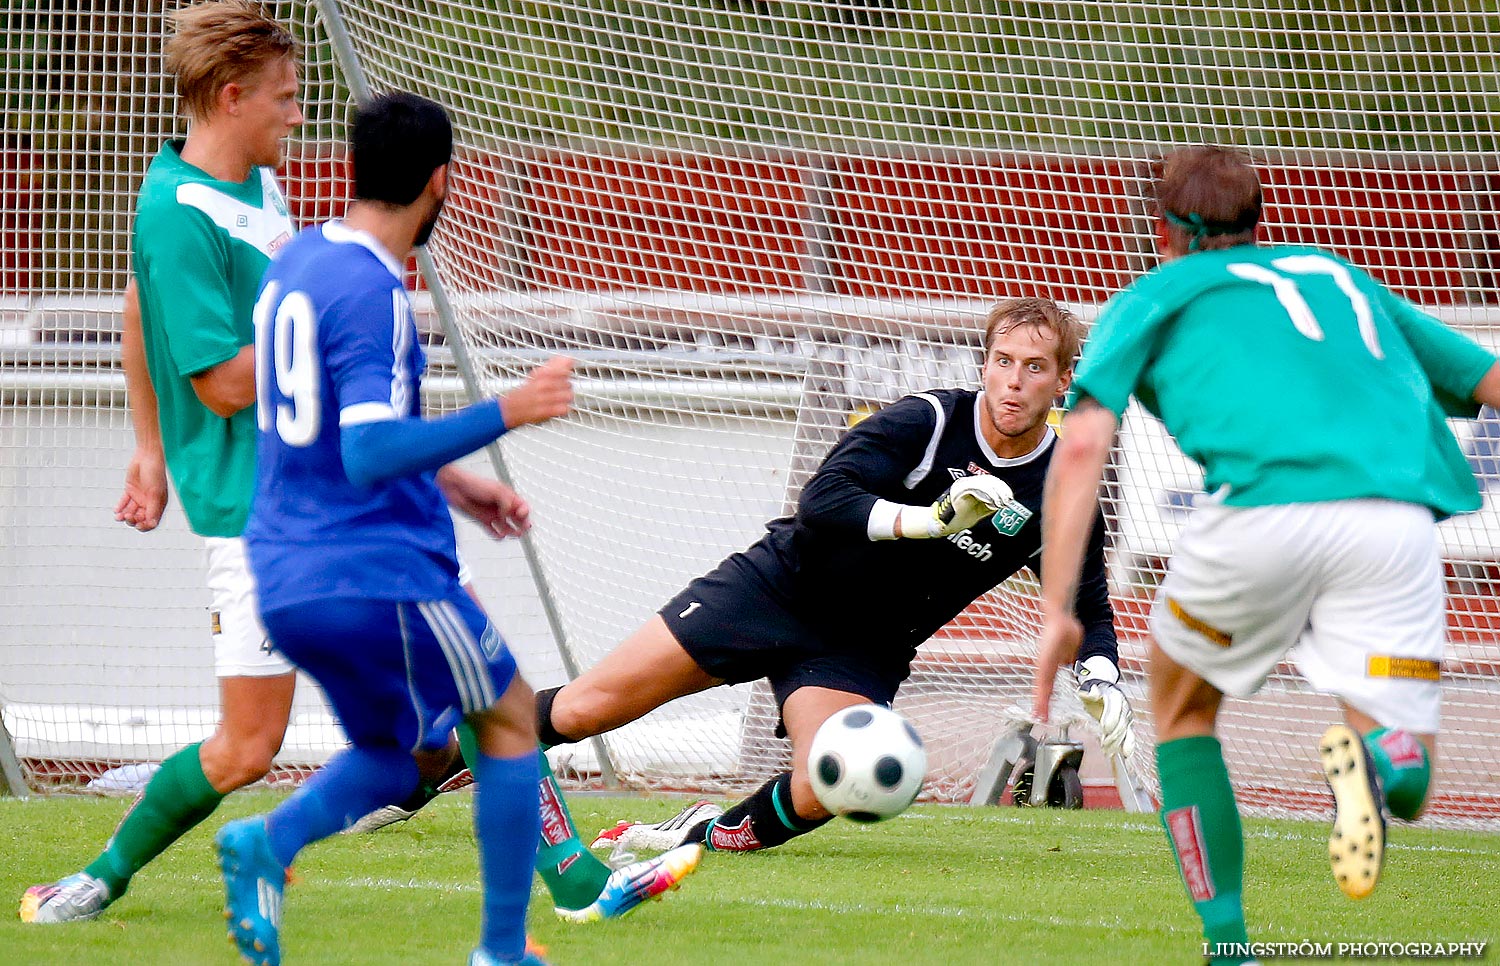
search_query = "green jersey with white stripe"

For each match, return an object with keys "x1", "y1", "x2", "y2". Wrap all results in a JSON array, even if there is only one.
[
  {"x1": 132, "y1": 140, "x2": 294, "y2": 537},
  {"x1": 1073, "y1": 244, "x2": 1493, "y2": 516}
]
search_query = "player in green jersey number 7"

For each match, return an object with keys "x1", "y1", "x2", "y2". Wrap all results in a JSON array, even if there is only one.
[{"x1": 1034, "y1": 145, "x2": 1500, "y2": 966}]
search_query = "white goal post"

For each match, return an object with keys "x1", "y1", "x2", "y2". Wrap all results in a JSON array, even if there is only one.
[{"x1": 3, "y1": 1, "x2": 1499, "y2": 828}]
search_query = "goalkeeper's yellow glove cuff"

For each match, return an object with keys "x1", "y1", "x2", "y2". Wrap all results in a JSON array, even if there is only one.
[{"x1": 866, "y1": 499, "x2": 942, "y2": 540}]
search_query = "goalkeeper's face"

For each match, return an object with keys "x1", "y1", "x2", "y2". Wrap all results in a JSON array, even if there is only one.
[{"x1": 979, "y1": 323, "x2": 1071, "y2": 442}]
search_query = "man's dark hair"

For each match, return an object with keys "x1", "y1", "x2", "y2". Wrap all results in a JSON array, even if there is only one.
[
  {"x1": 1154, "y1": 145, "x2": 1262, "y2": 252},
  {"x1": 351, "y1": 92, "x2": 453, "y2": 206}
]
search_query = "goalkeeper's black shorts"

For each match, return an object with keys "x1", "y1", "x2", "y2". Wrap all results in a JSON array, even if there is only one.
[{"x1": 660, "y1": 556, "x2": 908, "y2": 727}]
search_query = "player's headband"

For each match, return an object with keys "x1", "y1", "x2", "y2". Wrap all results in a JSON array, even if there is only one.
[{"x1": 1163, "y1": 209, "x2": 1257, "y2": 252}]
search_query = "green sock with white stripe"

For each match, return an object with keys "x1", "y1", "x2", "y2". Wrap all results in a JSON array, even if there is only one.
[{"x1": 699, "y1": 771, "x2": 830, "y2": 852}]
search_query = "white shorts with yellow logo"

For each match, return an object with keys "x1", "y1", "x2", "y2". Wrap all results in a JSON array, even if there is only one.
[
  {"x1": 205, "y1": 536, "x2": 295, "y2": 679},
  {"x1": 1151, "y1": 498, "x2": 1443, "y2": 734}
]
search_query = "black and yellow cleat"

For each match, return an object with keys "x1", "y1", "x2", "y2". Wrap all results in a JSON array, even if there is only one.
[{"x1": 1319, "y1": 723, "x2": 1385, "y2": 899}]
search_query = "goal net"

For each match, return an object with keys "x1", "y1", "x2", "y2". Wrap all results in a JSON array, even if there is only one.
[{"x1": 3, "y1": 1, "x2": 1498, "y2": 828}]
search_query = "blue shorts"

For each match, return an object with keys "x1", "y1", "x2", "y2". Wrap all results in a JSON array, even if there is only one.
[{"x1": 260, "y1": 590, "x2": 518, "y2": 753}]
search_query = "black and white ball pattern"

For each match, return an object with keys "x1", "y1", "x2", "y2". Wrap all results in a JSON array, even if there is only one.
[{"x1": 808, "y1": 704, "x2": 926, "y2": 822}]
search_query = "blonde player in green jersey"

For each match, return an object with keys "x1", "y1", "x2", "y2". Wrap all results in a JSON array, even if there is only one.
[
  {"x1": 20, "y1": 1, "x2": 305, "y2": 924},
  {"x1": 23, "y1": 0, "x2": 682, "y2": 928},
  {"x1": 1033, "y1": 145, "x2": 1500, "y2": 966}
]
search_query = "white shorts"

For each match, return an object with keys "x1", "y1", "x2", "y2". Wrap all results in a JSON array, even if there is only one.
[
  {"x1": 1151, "y1": 498, "x2": 1444, "y2": 734},
  {"x1": 205, "y1": 536, "x2": 295, "y2": 678}
]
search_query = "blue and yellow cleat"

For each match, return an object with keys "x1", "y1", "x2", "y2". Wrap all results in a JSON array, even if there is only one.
[
  {"x1": 555, "y1": 842, "x2": 701, "y2": 923},
  {"x1": 216, "y1": 817, "x2": 288, "y2": 966},
  {"x1": 1319, "y1": 723, "x2": 1386, "y2": 900},
  {"x1": 468, "y1": 938, "x2": 551, "y2": 966}
]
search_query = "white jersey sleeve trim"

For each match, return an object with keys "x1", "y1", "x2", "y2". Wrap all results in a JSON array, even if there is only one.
[
  {"x1": 867, "y1": 498, "x2": 902, "y2": 541},
  {"x1": 339, "y1": 401, "x2": 398, "y2": 426},
  {"x1": 902, "y1": 392, "x2": 946, "y2": 489}
]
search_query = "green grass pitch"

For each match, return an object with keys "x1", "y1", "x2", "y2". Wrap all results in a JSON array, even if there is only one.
[{"x1": 2, "y1": 790, "x2": 1496, "y2": 965}]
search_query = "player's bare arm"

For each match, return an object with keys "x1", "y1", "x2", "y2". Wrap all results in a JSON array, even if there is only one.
[
  {"x1": 436, "y1": 465, "x2": 531, "y2": 539},
  {"x1": 1472, "y1": 360, "x2": 1500, "y2": 409},
  {"x1": 189, "y1": 344, "x2": 256, "y2": 418},
  {"x1": 1034, "y1": 394, "x2": 1117, "y2": 722},
  {"x1": 116, "y1": 280, "x2": 169, "y2": 531}
]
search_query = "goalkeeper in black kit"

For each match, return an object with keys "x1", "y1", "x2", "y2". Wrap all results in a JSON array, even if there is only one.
[{"x1": 538, "y1": 297, "x2": 1134, "y2": 854}]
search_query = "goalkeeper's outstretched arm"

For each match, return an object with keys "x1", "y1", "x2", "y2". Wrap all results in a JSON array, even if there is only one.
[
  {"x1": 1071, "y1": 506, "x2": 1117, "y2": 668},
  {"x1": 798, "y1": 393, "x2": 1026, "y2": 541},
  {"x1": 872, "y1": 473, "x2": 1015, "y2": 539}
]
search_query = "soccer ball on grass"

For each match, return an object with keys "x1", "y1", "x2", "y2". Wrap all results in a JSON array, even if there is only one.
[{"x1": 808, "y1": 704, "x2": 926, "y2": 823}]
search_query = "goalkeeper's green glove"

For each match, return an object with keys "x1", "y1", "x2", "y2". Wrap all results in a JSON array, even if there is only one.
[
  {"x1": 896, "y1": 474, "x2": 1015, "y2": 539},
  {"x1": 1075, "y1": 655, "x2": 1137, "y2": 758}
]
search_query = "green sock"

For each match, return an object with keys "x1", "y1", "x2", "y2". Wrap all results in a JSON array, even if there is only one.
[
  {"x1": 1157, "y1": 736, "x2": 1251, "y2": 966},
  {"x1": 1363, "y1": 727, "x2": 1431, "y2": 820},
  {"x1": 533, "y1": 748, "x2": 612, "y2": 910},
  {"x1": 84, "y1": 742, "x2": 225, "y2": 899},
  {"x1": 457, "y1": 721, "x2": 480, "y2": 772}
]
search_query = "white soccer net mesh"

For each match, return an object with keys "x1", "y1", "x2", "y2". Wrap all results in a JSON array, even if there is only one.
[{"x1": 2, "y1": 1, "x2": 1498, "y2": 828}]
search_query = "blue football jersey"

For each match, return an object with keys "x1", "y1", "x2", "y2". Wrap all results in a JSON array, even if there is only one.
[{"x1": 244, "y1": 221, "x2": 460, "y2": 612}]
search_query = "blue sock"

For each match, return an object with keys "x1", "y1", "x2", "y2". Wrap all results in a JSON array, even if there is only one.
[
  {"x1": 472, "y1": 750, "x2": 541, "y2": 962},
  {"x1": 265, "y1": 746, "x2": 419, "y2": 868}
]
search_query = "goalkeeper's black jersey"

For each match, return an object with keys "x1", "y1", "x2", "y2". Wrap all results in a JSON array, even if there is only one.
[{"x1": 726, "y1": 388, "x2": 1117, "y2": 665}]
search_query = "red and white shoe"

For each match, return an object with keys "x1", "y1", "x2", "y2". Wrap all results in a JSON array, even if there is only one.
[{"x1": 591, "y1": 800, "x2": 723, "y2": 860}]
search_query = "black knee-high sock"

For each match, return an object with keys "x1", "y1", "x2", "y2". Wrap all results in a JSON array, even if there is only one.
[
  {"x1": 689, "y1": 771, "x2": 831, "y2": 852},
  {"x1": 536, "y1": 686, "x2": 578, "y2": 750}
]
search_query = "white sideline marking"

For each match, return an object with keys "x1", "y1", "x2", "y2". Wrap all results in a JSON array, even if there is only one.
[
  {"x1": 180, "y1": 873, "x2": 1163, "y2": 930},
  {"x1": 1114, "y1": 820, "x2": 1499, "y2": 857},
  {"x1": 182, "y1": 873, "x2": 479, "y2": 893},
  {"x1": 919, "y1": 814, "x2": 1497, "y2": 860},
  {"x1": 726, "y1": 895, "x2": 1180, "y2": 933}
]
